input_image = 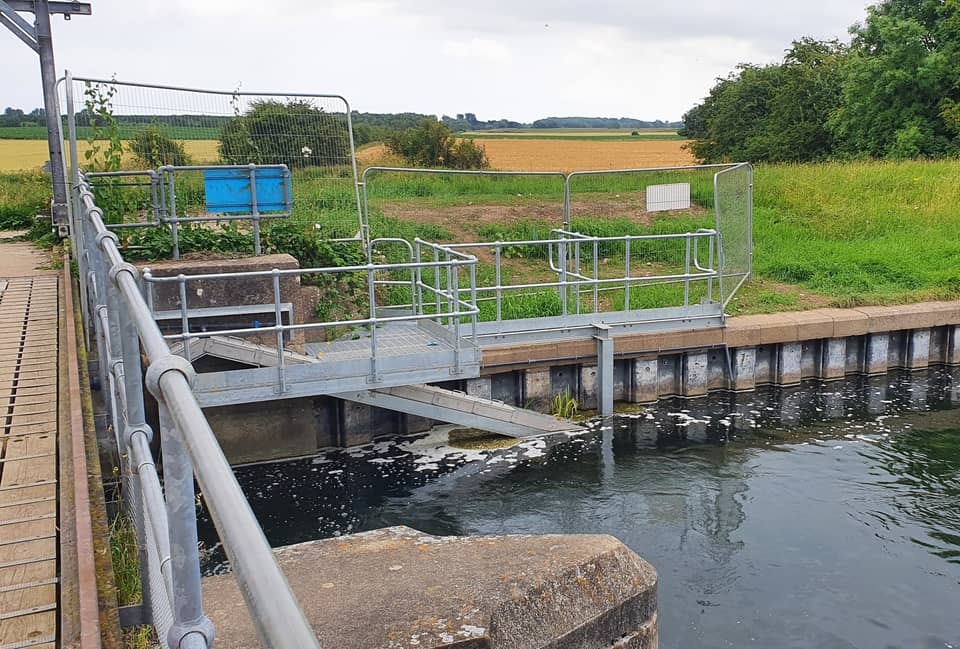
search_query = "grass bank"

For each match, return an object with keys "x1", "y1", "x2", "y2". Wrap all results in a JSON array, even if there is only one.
[{"x1": 3, "y1": 159, "x2": 958, "y2": 313}]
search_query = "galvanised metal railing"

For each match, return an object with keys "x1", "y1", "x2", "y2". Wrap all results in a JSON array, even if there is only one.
[
  {"x1": 72, "y1": 172, "x2": 321, "y2": 649},
  {"x1": 85, "y1": 164, "x2": 294, "y2": 259},
  {"x1": 141, "y1": 237, "x2": 480, "y2": 388},
  {"x1": 441, "y1": 228, "x2": 720, "y2": 321}
]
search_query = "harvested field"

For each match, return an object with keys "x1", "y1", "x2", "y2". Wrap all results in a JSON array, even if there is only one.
[
  {"x1": 357, "y1": 139, "x2": 697, "y2": 172},
  {"x1": 0, "y1": 139, "x2": 221, "y2": 172}
]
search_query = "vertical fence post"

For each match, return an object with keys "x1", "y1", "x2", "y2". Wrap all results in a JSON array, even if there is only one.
[
  {"x1": 157, "y1": 401, "x2": 214, "y2": 649},
  {"x1": 624, "y1": 238, "x2": 631, "y2": 311},
  {"x1": 494, "y1": 243, "x2": 503, "y2": 324},
  {"x1": 558, "y1": 238, "x2": 568, "y2": 316},
  {"x1": 249, "y1": 164, "x2": 262, "y2": 256},
  {"x1": 414, "y1": 242, "x2": 423, "y2": 314},
  {"x1": 592, "y1": 239, "x2": 599, "y2": 313},
  {"x1": 452, "y1": 263, "x2": 462, "y2": 374},
  {"x1": 368, "y1": 263, "x2": 379, "y2": 382},
  {"x1": 178, "y1": 275, "x2": 191, "y2": 361},
  {"x1": 684, "y1": 236, "x2": 691, "y2": 308},
  {"x1": 116, "y1": 283, "x2": 156, "y2": 623},
  {"x1": 272, "y1": 269, "x2": 286, "y2": 393},
  {"x1": 707, "y1": 235, "x2": 715, "y2": 303},
  {"x1": 168, "y1": 171, "x2": 180, "y2": 260}
]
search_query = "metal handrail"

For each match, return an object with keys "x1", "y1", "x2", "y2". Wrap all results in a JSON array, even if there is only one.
[{"x1": 74, "y1": 172, "x2": 321, "y2": 649}]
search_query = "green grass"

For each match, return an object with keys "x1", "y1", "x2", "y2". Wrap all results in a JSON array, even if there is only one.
[
  {"x1": 4, "y1": 159, "x2": 960, "y2": 312},
  {"x1": 750, "y1": 160, "x2": 960, "y2": 306},
  {"x1": 0, "y1": 171, "x2": 49, "y2": 229}
]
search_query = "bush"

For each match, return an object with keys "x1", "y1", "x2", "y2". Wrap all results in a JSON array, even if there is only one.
[
  {"x1": 218, "y1": 100, "x2": 351, "y2": 168},
  {"x1": 130, "y1": 126, "x2": 192, "y2": 167},
  {"x1": 385, "y1": 118, "x2": 489, "y2": 169}
]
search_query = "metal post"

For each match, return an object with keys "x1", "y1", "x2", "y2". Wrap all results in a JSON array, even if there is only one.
[
  {"x1": 168, "y1": 172, "x2": 180, "y2": 260},
  {"x1": 158, "y1": 402, "x2": 214, "y2": 649},
  {"x1": 707, "y1": 235, "x2": 715, "y2": 303},
  {"x1": 558, "y1": 239, "x2": 567, "y2": 316},
  {"x1": 249, "y1": 164, "x2": 261, "y2": 256},
  {"x1": 594, "y1": 324, "x2": 614, "y2": 417},
  {"x1": 34, "y1": 0, "x2": 68, "y2": 228},
  {"x1": 684, "y1": 236, "x2": 691, "y2": 308},
  {"x1": 117, "y1": 298, "x2": 155, "y2": 622},
  {"x1": 177, "y1": 275, "x2": 191, "y2": 361},
  {"x1": 592, "y1": 239, "x2": 599, "y2": 313},
  {"x1": 368, "y1": 265, "x2": 378, "y2": 382},
  {"x1": 272, "y1": 269, "x2": 286, "y2": 393},
  {"x1": 624, "y1": 238, "x2": 631, "y2": 311},
  {"x1": 494, "y1": 243, "x2": 502, "y2": 323}
]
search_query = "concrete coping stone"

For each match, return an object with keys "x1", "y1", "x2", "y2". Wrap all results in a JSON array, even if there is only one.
[
  {"x1": 139, "y1": 253, "x2": 300, "y2": 275},
  {"x1": 201, "y1": 526, "x2": 658, "y2": 649}
]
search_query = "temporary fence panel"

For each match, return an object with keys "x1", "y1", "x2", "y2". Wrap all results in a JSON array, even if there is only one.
[
  {"x1": 360, "y1": 167, "x2": 567, "y2": 242},
  {"x1": 59, "y1": 73, "x2": 363, "y2": 240},
  {"x1": 713, "y1": 163, "x2": 753, "y2": 307}
]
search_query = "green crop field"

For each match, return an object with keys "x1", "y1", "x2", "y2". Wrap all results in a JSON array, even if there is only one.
[{"x1": 0, "y1": 125, "x2": 220, "y2": 140}]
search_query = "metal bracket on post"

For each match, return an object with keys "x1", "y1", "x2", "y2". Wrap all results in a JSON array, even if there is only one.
[{"x1": 593, "y1": 323, "x2": 614, "y2": 417}]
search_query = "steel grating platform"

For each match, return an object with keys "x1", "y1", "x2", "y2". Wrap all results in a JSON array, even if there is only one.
[{"x1": 190, "y1": 321, "x2": 482, "y2": 408}]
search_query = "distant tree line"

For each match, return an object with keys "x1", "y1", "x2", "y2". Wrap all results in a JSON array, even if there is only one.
[
  {"x1": 531, "y1": 117, "x2": 682, "y2": 129},
  {"x1": 683, "y1": 0, "x2": 960, "y2": 162},
  {"x1": 0, "y1": 106, "x2": 45, "y2": 127}
]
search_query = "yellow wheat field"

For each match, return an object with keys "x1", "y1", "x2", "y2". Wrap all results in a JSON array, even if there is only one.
[
  {"x1": 3, "y1": 137, "x2": 697, "y2": 174},
  {"x1": 0, "y1": 139, "x2": 221, "y2": 172},
  {"x1": 358, "y1": 139, "x2": 697, "y2": 172}
]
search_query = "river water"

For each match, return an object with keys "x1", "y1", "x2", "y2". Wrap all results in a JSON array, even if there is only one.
[{"x1": 198, "y1": 368, "x2": 960, "y2": 649}]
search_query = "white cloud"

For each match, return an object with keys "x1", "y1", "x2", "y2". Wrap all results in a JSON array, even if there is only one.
[
  {"x1": 442, "y1": 38, "x2": 510, "y2": 61},
  {"x1": 0, "y1": 0, "x2": 872, "y2": 122}
]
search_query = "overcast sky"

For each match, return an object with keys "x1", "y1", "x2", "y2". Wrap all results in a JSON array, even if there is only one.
[{"x1": 3, "y1": 0, "x2": 871, "y2": 122}]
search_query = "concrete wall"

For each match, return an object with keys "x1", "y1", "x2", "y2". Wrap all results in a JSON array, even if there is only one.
[{"x1": 201, "y1": 303, "x2": 960, "y2": 461}]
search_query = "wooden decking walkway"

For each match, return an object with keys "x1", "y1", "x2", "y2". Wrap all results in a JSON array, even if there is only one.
[{"x1": 0, "y1": 236, "x2": 60, "y2": 649}]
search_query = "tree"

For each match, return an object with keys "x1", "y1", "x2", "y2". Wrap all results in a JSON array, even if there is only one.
[
  {"x1": 682, "y1": 39, "x2": 846, "y2": 163},
  {"x1": 218, "y1": 100, "x2": 351, "y2": 168},
  {"x1": 828, "y1": 0, "x2": 960, "y2": 157},
  {"x1": 130, "y1": 125, "x2": 192, "y2": 167},
  {"x1": 385, "y1": 118, "x2": 489, "y2": 169}
]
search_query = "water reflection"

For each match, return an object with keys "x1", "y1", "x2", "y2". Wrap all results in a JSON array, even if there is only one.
[{"x1": 197, "y1": 368, "x2": 960, "y2": 649}]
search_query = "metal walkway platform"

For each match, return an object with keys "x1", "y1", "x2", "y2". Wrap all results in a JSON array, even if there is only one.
[
  {"x1": 0, "y1": 275, "x2": 59, "y2": 649},
  {"x1": 175, "y1": 334, "x2": 578, "y2": 437},
  {"x1": 187, "y1": 322, "x2": 483, "y2": 408}
]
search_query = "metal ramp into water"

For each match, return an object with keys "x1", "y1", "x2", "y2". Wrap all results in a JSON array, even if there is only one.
[{"x1": 176, "y1": 333, "x2": 579, "y2": 438}]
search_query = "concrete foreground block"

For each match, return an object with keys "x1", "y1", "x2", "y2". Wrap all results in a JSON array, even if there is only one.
[{"x1": 202, "y1": 526, "x2": 658, "y2": 649}]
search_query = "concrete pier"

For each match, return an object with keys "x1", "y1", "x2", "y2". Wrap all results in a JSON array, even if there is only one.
[{"x1": 202, "y1": 526, "x2": 658, "y2": 649}]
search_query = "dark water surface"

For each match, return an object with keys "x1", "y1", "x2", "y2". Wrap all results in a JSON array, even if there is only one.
[{"x1": 198, "y1": 369, "x2": 960, "y2": 649}]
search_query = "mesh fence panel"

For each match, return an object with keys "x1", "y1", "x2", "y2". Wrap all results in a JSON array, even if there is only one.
[
  {"x1": 122, "y1": 465, "x2": 174, "y2": 648},
  {"x1": 714, "y1": 164, "x2": 753, "y2": 306},
  {"x1": 361, "y1": 168, "x2": 567, "y2": 242},
  {"x1": 60, "y1": 76, "x2": 362, "y2": 239}
]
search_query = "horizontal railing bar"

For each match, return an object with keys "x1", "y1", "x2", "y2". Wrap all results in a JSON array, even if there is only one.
[
  {"x1": 66, "y1": 75, "x2": 353, "y2": 106},
  {"x1": 144, "y1": 258, "x2": 477, "y2": 283},
  {"x1": 160, "y1": 304, "x2": 481, "y2": 342}
]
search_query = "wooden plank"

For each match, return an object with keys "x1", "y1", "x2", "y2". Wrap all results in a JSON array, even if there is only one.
[{"x1": 0, "y1": 277, "x2": 58, "y2": 648}]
